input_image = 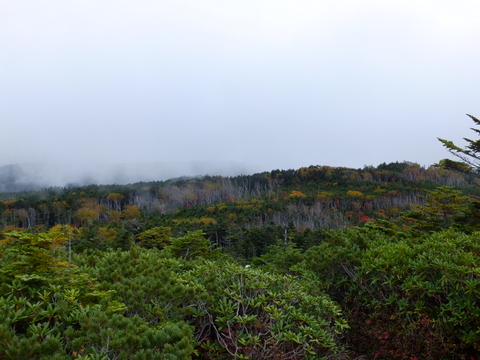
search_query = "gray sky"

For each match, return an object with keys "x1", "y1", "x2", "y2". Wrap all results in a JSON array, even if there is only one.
[{"x1": 2, "y1": 1, "x2": 480, "y2": 183}]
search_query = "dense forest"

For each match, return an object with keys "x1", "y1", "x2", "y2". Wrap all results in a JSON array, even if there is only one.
[{"x1": 2, "y1": 116, "x2": 480, "y2": 359}]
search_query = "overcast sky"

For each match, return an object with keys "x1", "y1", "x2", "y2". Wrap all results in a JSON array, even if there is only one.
[{"x1": 2, "y1": 1, "x2": 480, "y2": 184}]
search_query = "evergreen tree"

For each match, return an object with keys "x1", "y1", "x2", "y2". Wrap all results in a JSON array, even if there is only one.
[{"x1": 438, "y1": 114, "x2": 480, "y2": 171}]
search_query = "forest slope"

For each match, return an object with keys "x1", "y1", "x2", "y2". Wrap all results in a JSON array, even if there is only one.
[{"x1": 2, "y1": 161, "x2": 480, "y2": 358}]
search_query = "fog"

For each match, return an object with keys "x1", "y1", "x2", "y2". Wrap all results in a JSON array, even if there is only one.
[
  {"x1": 2, "y1": 1, "x2": 480, "y2": 189},
  {"x1": 0, "y1": 161, "x2": 265, "y2": 192}
]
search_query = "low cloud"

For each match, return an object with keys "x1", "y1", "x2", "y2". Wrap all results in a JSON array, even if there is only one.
[{"x1": 0, "y1": 161, "x2": 264, "y2": 192}]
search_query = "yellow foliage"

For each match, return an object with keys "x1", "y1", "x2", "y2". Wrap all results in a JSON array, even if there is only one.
[
  {"x1": 75, "y1": 208, "x2": 97, "y2": 225},
  {"x1": 107, "y1": 193, "x2": 125, "y2": 202},
  {"x1": 347, "y1": 190, "x2": 363, "y2": 197},
  {"x1": 108, "y1": 210, "x2": 122, "y2": 222},
  {"x1": 241, "y1": 204, "x2": 255, "y2": 209},
  {"x1": 76, "y1": 198, "x2": 97, "y2": 208},
  {"x1": 289, "y1": 190, "x2": 307, "y2": 198},
  {"x1": 56, "y1": 261, "x2": 75, "y2": 268},
  {"x1": 200, "y1": 217, "x2": 218, "y2": 225},
  {"x1": 250, "y1": 199, "x2": 263, "y2": 203},
  {"x1": 317, "y1": 191, "x2": 333, "y2": 200},
  {"x1": 122, "y1": 205, "x2": 141, "y2": 220},
  {"x1": 49, "y1": 224, "x2": 76, "y2": 235}
]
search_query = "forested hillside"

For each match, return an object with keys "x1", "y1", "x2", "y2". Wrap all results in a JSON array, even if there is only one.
[
  {"x1": 2, "y1": 159, "x2": 480, "y2": 359},
  {"x1": 2, "y1": 161, "x2": 480, "y2": 245}
]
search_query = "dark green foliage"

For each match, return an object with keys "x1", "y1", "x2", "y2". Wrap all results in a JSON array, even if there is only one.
[
  {"x1": 251, "y1": 242, "x2": 305, "y2": 275},
  {"x1": 64, "y1": 309, "x2": 193, "y2": 360},
  {"x1": 355, "y1": 230, "x2": 480, "y2": 357},
  {"x1": 3, "y1": 211, "x2": 480, "y2": 358},
  {"x1": 401, "y1": 186, "x2": 470, "y2": 232},
  {"x1": 227, "y1": 226, "x2": 283, "y2": 260},
  {"x1": 163, "y1": 230, "x2": 213, "y2": 261},
  {"x1": 297, "y1": 227, "x2": 385, "y2": 303},
  {"x1": 137, "y1": 226, "x2": 172, "y2": 249},
  {"x1": 75, "y1": 224, "x2": 107, "y2": 252},
  {"x1": 110, "y1": 222, "x2": 135, "y2": 250},
  {"x1": 74, "y1": 247, "x2": 197, "y2": 322},
  {"x1": 454, "y1": 198, "x2": 480, "y2": 233},
  {"x1": 439, "y1": 114, "x2": 480, "y2": 170},
  {"x1": 376, "y1": 161, "x2": 411, "y2": 172},
  {"x1": 434, "y1": 158, "x2": 473, "y2": 173}
]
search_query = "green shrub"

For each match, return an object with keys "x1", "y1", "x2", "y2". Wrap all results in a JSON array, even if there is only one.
[
  {"x1": 137, "y1": 226, "x2": 172, "y2": 249},
  {"x1": 0, "y1": 232, "x2": 195, "y2": 359},
  {"x1": 297, "y1": 227, "x2": 480, "y2": 358},
  {"x1": 178, "y1": 260, "x2": 348, "y2": 359},
  {"x1": 356, "y1": 229, "x2": 480, "y2": 357}
]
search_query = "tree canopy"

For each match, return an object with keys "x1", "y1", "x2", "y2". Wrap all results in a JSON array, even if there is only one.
[{"x1": 438, "y1": 114, "x2": 480, "y2": 171}]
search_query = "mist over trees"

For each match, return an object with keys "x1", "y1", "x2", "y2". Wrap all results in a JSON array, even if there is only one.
[
  {"x1": 0, "y1": 164, "x2": 46, "y2": 192},
  {"x1": 0, "y1": 161, "x2": 261, "y2": 193}
]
